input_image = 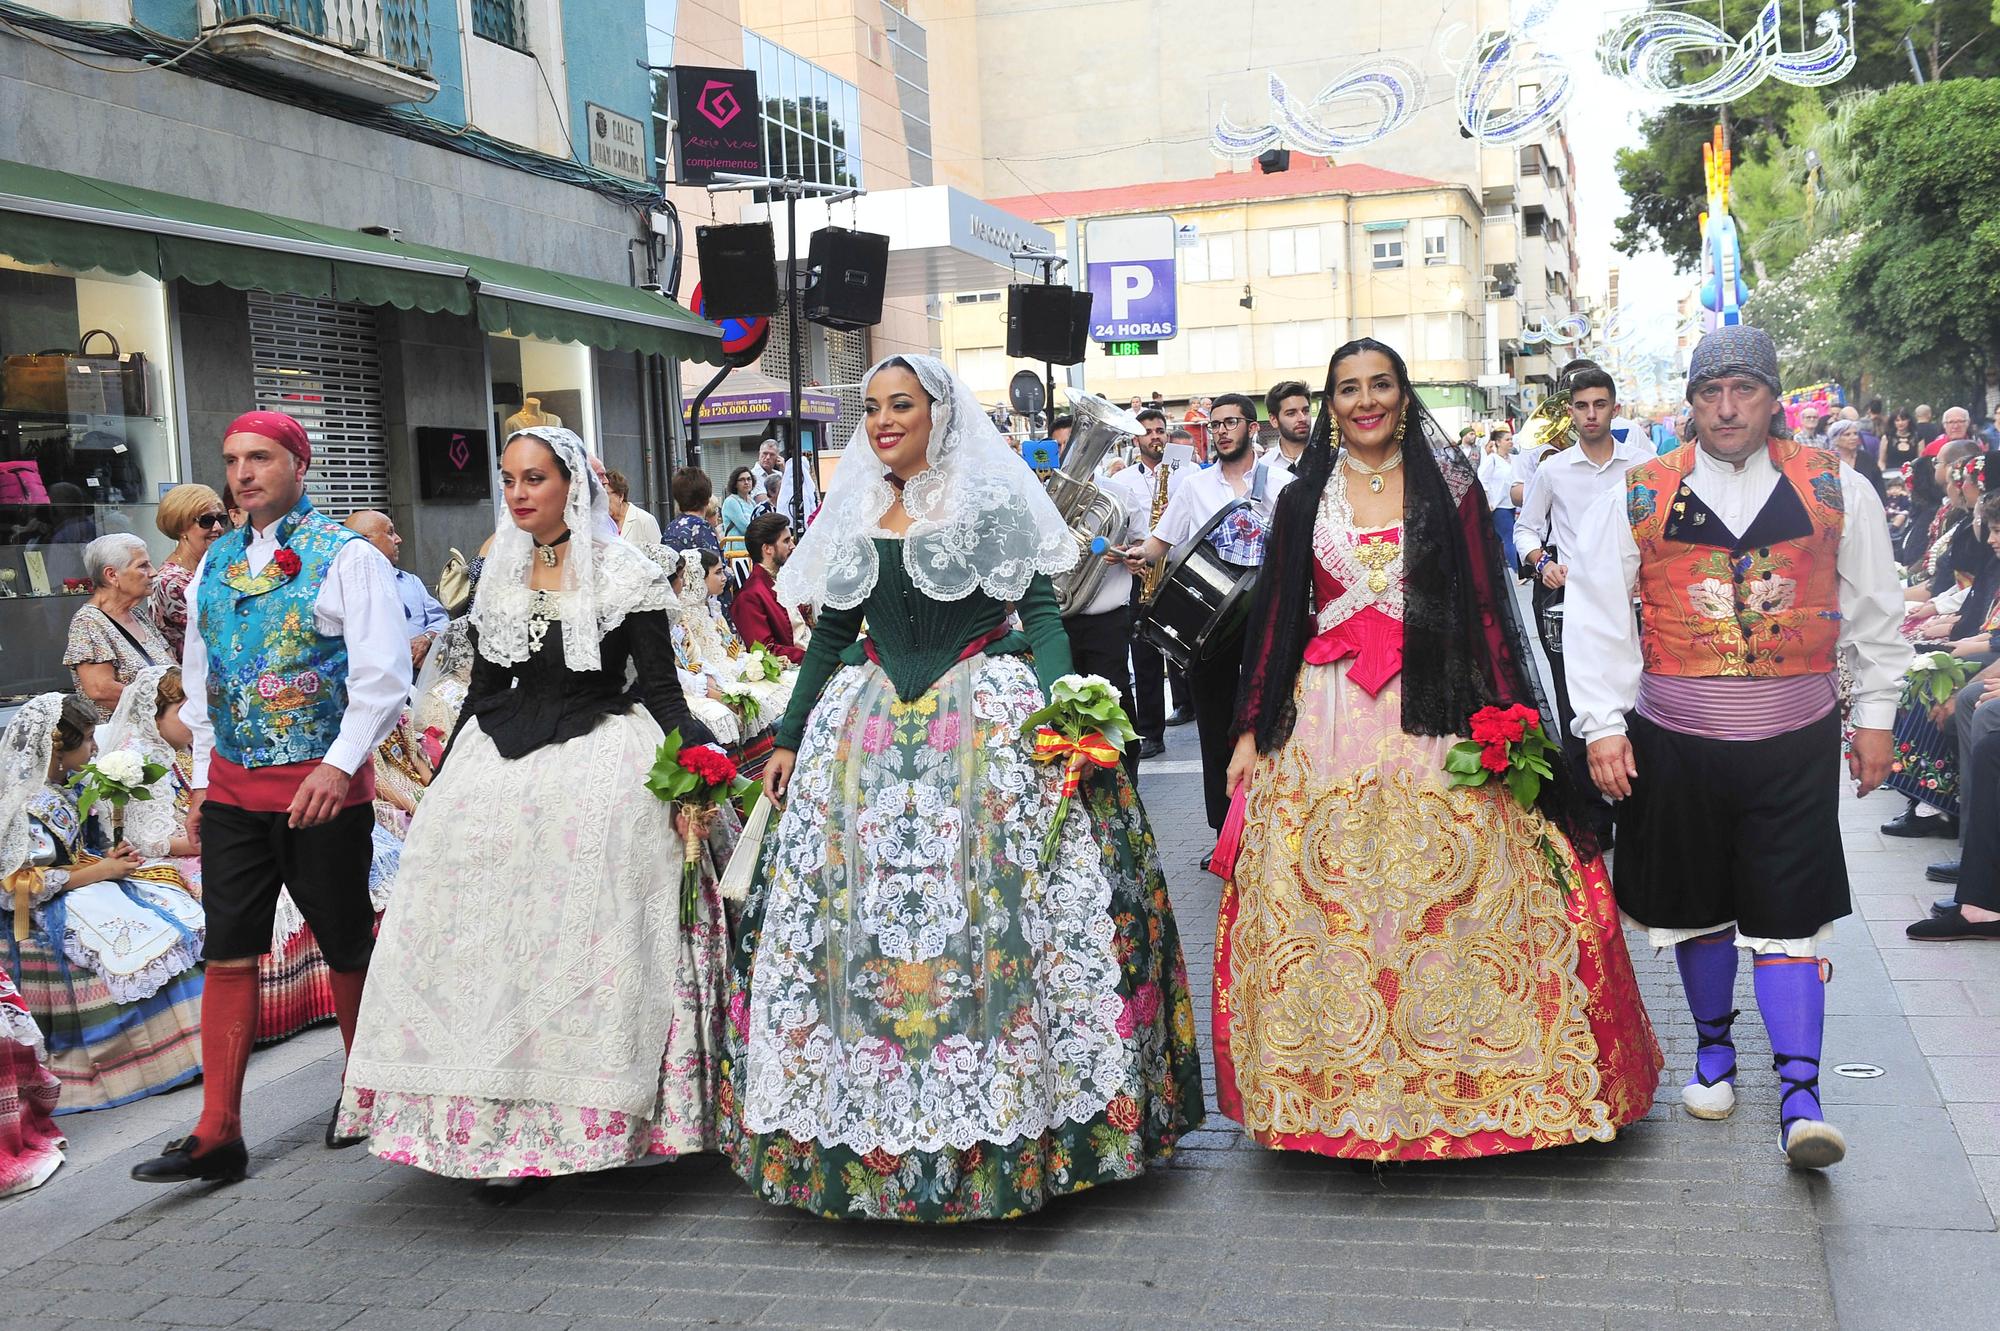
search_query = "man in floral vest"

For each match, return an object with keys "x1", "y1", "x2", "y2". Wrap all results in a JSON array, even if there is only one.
[
  {"x1": 1563, "y1": 326, "x2": 1909, "y2": 1171},
  {"x1": 132, "y1": 410, "x2": 407, "y2": 1184}
]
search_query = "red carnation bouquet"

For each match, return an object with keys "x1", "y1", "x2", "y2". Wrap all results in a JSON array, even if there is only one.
[
  {"x1": 272, "y1": 548, "x2": 302, "y2": 578},
  {"x1": 647, "y1": 729, "x2": 754, "y2": 928},
  {"x1": 1444, "y1": 704, "x2": 1557, "y2": 809}
]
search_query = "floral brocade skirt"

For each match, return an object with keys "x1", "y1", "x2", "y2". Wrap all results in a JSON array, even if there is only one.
[
  {"x1": 720, "y1": 653, "x2": 1205, "y2": 1222},
  {"x1": 1884, "y1": 697, "x2": 1957, "y2": 815},
  {"x1": 1215, "y1": 659, "x2": 1662, "y2": 1161}
]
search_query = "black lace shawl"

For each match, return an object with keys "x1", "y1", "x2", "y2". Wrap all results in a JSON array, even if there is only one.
[{"x1": 1231, "y1": 339, "x2": 1600, "y2": 857}]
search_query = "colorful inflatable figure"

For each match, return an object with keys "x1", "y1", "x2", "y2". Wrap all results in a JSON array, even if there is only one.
[{"x1": 1699, "y1": 125, "x2": 1751, "y2": 329}]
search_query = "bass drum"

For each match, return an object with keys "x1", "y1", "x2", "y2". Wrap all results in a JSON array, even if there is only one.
[{"x1": 1135, "y1": 499, "x2": 1260, "y2": 672}]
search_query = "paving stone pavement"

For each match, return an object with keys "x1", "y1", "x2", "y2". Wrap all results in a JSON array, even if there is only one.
[{"x1": 3, "y1": 724, "x2": 1998, "y2": 1331}]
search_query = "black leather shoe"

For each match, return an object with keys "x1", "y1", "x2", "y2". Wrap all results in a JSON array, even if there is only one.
[
  {"x1": 1882, "y1": 807, "x2": 1959, "y2": 839},
  {"x1": 130, "y1": 1134, "x2": 248, "y2": 1184},
  {"x1": 1135, "y1": 737, "x2": 1166, "y2": 760},
  {"x1": 1927, "y1": 861, "x2": 1961, "y2": 884},
  {"x1": 325, "y1": 1105, "x2": 365, "y2": 1150},
  {"x1": 1198, "y1": 852, "x2": 1213, "y2": 873},
  {"x1": 1165, "y1": 708, "x2": 1193, "y2": 727},
  {"x1": 1907, "y1": 908, "x2": 2000, "y2": 941}
]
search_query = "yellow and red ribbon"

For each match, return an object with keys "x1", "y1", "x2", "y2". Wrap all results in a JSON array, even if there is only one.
[{"x1": 1031, "y1": 726, "x2": 1120, "y2": 797}]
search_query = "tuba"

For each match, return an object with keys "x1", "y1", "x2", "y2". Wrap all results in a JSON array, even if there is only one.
[{"x1": 1046, "y1": 391, "x2": 1144, "y2": 616}]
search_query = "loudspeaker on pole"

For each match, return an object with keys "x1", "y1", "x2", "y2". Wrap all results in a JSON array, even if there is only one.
[
  {"x1": 1006, "y1": 285, "x2": 1092, "y2": 366},
  {"x1": 805, "y1": 227, "x2": 891, "y2": 330},
  {"x1": 693, "y1": 223, "x2": 779, "y2": 319}
]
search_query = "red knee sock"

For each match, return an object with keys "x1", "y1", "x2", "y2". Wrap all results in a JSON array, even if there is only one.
[
  {"x1": 329, "y1": 966, "x2": 368, "y2": 1061},
  {"x1": 191, "y1": 963, "x2": 260, "y2": 1153}
]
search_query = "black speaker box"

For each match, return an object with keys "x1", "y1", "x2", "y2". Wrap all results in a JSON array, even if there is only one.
[
  {"x1": 1006, "y1": 285, "x2": 1093, "y2": 365},
  {"x1": 694, "y1": 223, "x2": 779, "y2": 319},
  {"x1": 805, "y1": 227, "x2": 891, "y2": 330}
]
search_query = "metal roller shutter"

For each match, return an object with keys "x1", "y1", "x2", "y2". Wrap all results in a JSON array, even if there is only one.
[{"x1": 247, "y1": 292, "x2": 389, "y2": 512}]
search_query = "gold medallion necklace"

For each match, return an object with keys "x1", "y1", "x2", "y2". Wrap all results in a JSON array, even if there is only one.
[{"x1": 1342, "y1": 449, "x2": 1405, "y2": 493}]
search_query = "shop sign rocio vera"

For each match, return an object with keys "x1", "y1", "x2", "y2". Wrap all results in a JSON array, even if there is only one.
[
  {"x1": 1085, "y1": 215, "x2": 1178, "y2": 342},
  {"x1": 671, "y1": 67, "x2": 767, "y2": 186}
]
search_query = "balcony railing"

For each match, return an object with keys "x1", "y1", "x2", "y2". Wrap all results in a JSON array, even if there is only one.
[{"x1": 213, "y1": 0, "x2": 432, "y2": 76}]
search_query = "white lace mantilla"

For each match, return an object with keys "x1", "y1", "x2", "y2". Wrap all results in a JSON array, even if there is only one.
[
  {"x1": 742, "y1": 654, "x2": 1127, "y2": 1155},
  {"x1": 1313, "y1": 472, "x2": 1406, "y2": 632}
]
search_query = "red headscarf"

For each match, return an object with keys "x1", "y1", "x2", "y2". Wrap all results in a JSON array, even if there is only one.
[{"x1": 224, "y1": 410, "x2": 311, "y2": 466}]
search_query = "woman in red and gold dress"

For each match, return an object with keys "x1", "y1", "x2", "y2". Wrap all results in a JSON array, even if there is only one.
[{"x1": 1216, "y1": 339, "x2": 1660, "y2": 1161}]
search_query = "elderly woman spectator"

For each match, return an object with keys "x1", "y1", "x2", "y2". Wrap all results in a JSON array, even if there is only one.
[
  {"x1": 150, "y1": 483, "x2": 228, "y2": 660},
  {"x1": 64, "y1": 532, "x2": 171, "y2": 709},
  {"x1": 1827, "y1": 417, "x2": 1887, "y2": 503}
]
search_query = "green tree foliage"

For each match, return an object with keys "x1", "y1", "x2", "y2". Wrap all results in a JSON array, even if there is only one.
[
  {"x1": 1613, "y1": 0, "x2": 2000, "y2": 267},
  {"x1": 1837, "y1": 80, "x2": 2000, "y2": 402}
]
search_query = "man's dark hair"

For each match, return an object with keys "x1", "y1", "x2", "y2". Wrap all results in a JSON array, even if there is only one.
[
  {"x1": 1556, "y1": 357, "x2": 1601, "y2": 384},
  {"x1": 744, "y1": 512, "x2": 790, "y2": 566},
  {"x1": 1265, "y1": 380, "x2": 1312, "y2": 417},
  {"x1": 1049, "y1": 414, "x2": 1073, "y2": 434},
  {"x1": 1566, "y1": 367, "x2": 1617, "y2": 400},
  {"x1": 1866, "y1": 398, "x2": 1884, "y2": 416},
  {"x1": 670, "y1": 466, "x2": 713, "y2": 515},
  {"x1": 1211, "y1": 392, "x2": 1259, "y2": 424},
  {"x1": 1135, "y1": 408, "x2": 1168, "y2": 427}
]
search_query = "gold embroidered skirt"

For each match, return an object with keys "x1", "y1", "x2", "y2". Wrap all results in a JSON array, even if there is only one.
[{"x1": 1214, "y1": 659, "x2": 1661, "y2": 1159}]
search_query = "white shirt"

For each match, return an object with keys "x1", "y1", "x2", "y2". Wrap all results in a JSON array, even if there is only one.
[
  {"x1": 1478, "y1": 450, "x2": 1516, "y2": 511},
  {"x1": 1104, "y1": 459, "x2": 1186, "y2": 543},
  {"x1": 1261, "y1": 442, "x2": 1310, "y2": 476},
  {"x1": 1564, "y1": 447, "x2": 1910, "y2": 744},
  {"x1": 179, "y1": 516, "x2": 411, "y2": 788},
  {"x1": 1509, "y1": 445, "x2": 1545, "y2": 504},
  {"x1": 619, "y1": 504, "x2": 661, "y2": 548},
  {"x1": 1513, "y1": 436, "x2": 1655, "y2": 563},
  {"x1": 1152, "y1": 458, "x2": 1293, "y2": 550}
]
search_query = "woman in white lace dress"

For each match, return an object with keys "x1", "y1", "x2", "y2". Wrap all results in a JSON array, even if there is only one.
[
  {"x1": 337, "y1": 427, "x2": 731, "y2": 1196},
  {"x1": 673, "y1": 548, "x2": 794, "y2": 729}
]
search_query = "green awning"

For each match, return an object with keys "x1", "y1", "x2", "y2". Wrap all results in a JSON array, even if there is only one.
[{"x1": 0, "y1": 158, "x2": 722, "y2": 362}]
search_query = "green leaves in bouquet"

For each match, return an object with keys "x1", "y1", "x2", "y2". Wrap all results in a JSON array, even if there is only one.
[{"x1": 646, "y1": 729, "x2": 703, "y2": 803}]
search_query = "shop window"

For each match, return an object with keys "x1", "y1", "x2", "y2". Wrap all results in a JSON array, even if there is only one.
[
  {"x1": 488, "y1": 333, "x2": 597, "y2": 458},
  {"x1": 474, "y1": 0, "x2": 529, "y2": 51},
  {"x1": 0, "y1": 256, "x2": 179, "y2": 700}
]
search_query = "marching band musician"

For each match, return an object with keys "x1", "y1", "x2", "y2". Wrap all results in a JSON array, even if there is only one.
[
  {"x1": 1106, "y1": 410, "x2": 1186, "y2": 762},
  {"x1": 1130, "y1": 392, "x2": 1293, "y2": 845},
  {"x1": 1061, "y1": 412, "x2": 1152, "y2": 779}
]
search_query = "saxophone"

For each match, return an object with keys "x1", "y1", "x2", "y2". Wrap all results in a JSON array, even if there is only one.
[{"x1": 1139, "y1": 450, "x2": 1174, "y2": 601}]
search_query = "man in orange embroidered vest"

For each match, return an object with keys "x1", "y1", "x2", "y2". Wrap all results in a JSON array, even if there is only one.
[
  {"x1": 1564, "y1": 326, "x2": 1909, "y2": 1172},
  {"x1": 131, "y1": 411, "x2": 407, "y2": 1185}
]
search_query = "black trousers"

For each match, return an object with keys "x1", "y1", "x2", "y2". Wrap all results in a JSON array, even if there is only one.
[
  {"x1": 1063, "y1": 604, "x2": 1140, "y2": 779},
  {"x1": 199, "y1": 801, "x2": 377, "y2": 972},
  {"x1": 1957, "y1": 725, "x2": 2000, "y2": 912},
  {"x1": 1190, "y1": 633, "x2": 1244, "y2": 831},
  {"x1": 1128, "y1": 587, "x2": 1188, "y2": 742},
  {"x1": 1615, "y1": 712, "x2": 1850, "y2": 938},
  {"x1": 1531, "y1": 573, "x2": 1602, "y2": 833}
]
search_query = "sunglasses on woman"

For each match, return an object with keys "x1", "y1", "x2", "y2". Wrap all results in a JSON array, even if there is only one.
[{"x1": 194, "y1": 512, "x2": 229, "y2": 530}]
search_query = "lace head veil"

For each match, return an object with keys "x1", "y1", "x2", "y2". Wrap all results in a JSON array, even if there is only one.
[
  {"x1": 776, "y1": 353, "x2": 1077, "y2": 610},
  {"x1": 100, "y1": 665, "x2": 173, "y2": 767},
  {"x1": 0, "y1": 693, "x2": 64, "y2": 880},
  {"x1": 471, "y1": 426, "x2": 638, "y2": 673}
]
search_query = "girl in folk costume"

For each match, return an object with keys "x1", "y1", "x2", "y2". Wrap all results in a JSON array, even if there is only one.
[
  {"x1": 1, "y1": 694, "x2": 204, "y2": 1113},
  {"x1": 0, "y1": 964, "x2": 64, "y2": 1196},
  {"x1": 339, "y1": 426, "x2": 733, "y2": 1196},
  {"x1": 1218, "y1": 339, "x2": 1661, "y2": 1161},
  {"x1": 721, "y1": 355, "x2": 1204, "y2": 1222},
  {"x1": 673, "y1": 547, "x2": 796, "y2": 725},
  {"x1": 658, "y1": 554, "x2": 745, "y2": 748}
]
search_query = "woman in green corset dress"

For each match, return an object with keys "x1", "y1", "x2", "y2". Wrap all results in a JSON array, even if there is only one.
[{"x1": 720, "y1": 354, "x2": 1204, "y2": 1222}]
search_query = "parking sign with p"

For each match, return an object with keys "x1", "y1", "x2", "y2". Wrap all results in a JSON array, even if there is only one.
[{"x1": 1085, "y1": 216, "x2": 1179, "y2": 342}]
